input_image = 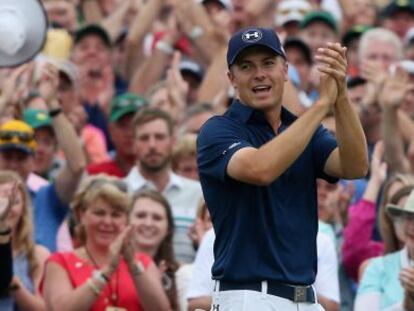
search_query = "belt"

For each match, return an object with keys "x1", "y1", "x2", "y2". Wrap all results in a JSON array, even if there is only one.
[{"x1": 218, "y1": 281, "x2": 316, "y2": 303}]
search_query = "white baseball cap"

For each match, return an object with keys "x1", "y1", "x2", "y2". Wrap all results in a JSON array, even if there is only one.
[
  {"x1": 275, "y1": 0, "x2": 312, "y2": 27},
  {"x1": 0, "y1": 0, "x2": 48, "y2": 67}
]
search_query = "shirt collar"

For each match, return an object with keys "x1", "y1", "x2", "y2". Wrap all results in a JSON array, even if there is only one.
[
  {"x1": 125, "y1": 167, "x2": 184, "y2": 192},
  {"x1": 226, "y1": 99, "x2": 297, "y2": 126}
]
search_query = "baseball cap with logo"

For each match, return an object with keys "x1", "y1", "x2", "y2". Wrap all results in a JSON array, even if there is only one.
[
  {"x1": 110, "y1": 93, "x2": 148, "y2": 122},
  {"x1": 23, "y1": 109, "x2": 52, "y2": 130},
  {"x1": 227, "y1": 27, "x2": 286, "y2": 67},
  {"x1": 0, "y1": 120, "x2": 36, "y2": 155},
  {"x1": 275, "y1": 0, "x2": 312, "y2": 27}
]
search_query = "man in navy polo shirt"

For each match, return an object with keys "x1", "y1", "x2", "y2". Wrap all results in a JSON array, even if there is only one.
[{"x1": 197, "y1": 27, "x2": 368, "y2": 310}]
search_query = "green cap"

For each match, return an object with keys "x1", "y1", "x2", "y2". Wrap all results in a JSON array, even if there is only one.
[
  {"x1": 23, "y1": 109, "x2": 52, "y2": 129},
  {"x1": 300, "y1": 11, "x2": 337, "y2": 33},
  {"x1": 342, "y1": 25, "x2": 372, "y2": 46},
  {"x1": 110, "y1": 93, "x2": 147, "y2": 122}
]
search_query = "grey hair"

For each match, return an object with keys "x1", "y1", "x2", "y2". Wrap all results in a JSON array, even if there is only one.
[{"x1": 358, "y1": 27, "x2": 403, "y2": 62}]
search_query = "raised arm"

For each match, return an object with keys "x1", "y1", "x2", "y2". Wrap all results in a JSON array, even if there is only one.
[
  {"x1": 227, "y1": 71, "x2": 337, "y2": 185},
  {"x1": 380, "y1": 68, "x2": 414, "y2": 174},
  {"x1": 38, "y1": 64, "x2": 86, "y2": 205},
  {"x1": 316, "y1": 42, "x2": 368, "y2": 179}
]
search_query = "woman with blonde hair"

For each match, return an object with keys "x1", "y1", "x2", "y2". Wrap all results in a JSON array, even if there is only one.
[
  {"x1": 0, "y1": 170, "x2": 49, "y2": 310},
  {"x1": 42, "y1": 175, "x2": 171, "y2": 311}
]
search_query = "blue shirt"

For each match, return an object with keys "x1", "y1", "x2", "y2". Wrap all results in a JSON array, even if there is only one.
[
  {"x1": 197, "y1": 100, "x2": 337, "y2": 285},
  {"x1": 31, "y1": 184, "x2": 69, "y2": 252},
  {"x1": 357, "y1": 248, "x2": 407, "y2": 310}
]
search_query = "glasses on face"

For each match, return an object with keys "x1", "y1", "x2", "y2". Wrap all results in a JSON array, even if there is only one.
[
  {"x1": 0, "y1": 131, "x2": 34, "y2": 142},
  {"x1": 393, "y1": 214, "x2": 414, "y2": 225}
]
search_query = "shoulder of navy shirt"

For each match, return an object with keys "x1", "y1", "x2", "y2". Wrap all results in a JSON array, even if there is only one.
[{"x1": 197, "y1": 99, "x2": 338, "y2": 285}]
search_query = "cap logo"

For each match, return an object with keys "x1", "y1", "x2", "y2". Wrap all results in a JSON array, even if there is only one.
[{"x1": 242, "y1": 30, "x2": 262, "y2": 43}]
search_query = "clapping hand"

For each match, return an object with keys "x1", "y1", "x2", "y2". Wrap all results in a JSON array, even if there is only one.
[
  {"x1": 379, "y1": 65, "x2": 414, "y2": 109},
  {"x1": 0, "y1": 182, "x2": 18, "y2": 232},
  {"x1": 315, "y1": 42, "x2": 348, "y2": 102},
  {"x1": 103, "y1": 225, "x2": 133, "y2": 276},
  {"x1": 400, "y1": 267, "x2": 414, "y2": 298}
]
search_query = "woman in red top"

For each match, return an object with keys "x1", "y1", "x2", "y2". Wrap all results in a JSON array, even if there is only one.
[{"x1": 42, "y1": 175, "x2": 171, "y2": 311}]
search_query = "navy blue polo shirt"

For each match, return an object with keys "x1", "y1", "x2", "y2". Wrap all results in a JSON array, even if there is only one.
[{"x1": 197, "y1": 100, "x2": 337, "y2": 285}]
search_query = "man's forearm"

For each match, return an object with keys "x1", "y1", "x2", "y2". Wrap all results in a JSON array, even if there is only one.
[
  {"x1": 334, "y1": 94, "x2": 368, "y2": 178},
  {"x1": 382, "y1": 107, "x2": 410, "y2": 173},
  {"x1": 51, "y1": 106, "x2": 86, "y2": 175}
]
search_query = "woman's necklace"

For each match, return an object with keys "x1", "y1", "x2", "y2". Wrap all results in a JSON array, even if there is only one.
[{"x1": 84, "y1": 246, "x2": 119, "y2": 307}]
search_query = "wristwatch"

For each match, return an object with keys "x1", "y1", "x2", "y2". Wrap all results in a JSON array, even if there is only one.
[
  {"x1": 49, "y1": 107, "x2": 62, "y2": 118},
  {"x1": 131, "y1": 261, "x2": 145, "y2": 277},
  {"x1": 92, "y1": 270, "x2": 108, "y2": 285}
]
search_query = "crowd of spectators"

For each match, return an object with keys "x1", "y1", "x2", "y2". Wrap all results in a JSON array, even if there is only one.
[{"x1": 1, "y1": 0, "x2": 414, "y2": 310}]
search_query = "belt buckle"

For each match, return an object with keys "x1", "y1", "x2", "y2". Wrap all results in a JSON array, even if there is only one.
[{"x1": 293, "y1": 286, "x2": 307, "y2": 303}]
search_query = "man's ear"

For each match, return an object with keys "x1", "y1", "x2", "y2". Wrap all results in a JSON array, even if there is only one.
[
  {"x1": 227, "y1": 69, "x2": 237, "y2": 90},
  {"x1": 283, "y1": 60, "x2": 289, "y2": 82}
]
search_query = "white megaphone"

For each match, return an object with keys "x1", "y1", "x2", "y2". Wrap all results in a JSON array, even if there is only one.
[{"x1": 0, "y1": 0, "x2": 48, "y2": 68}]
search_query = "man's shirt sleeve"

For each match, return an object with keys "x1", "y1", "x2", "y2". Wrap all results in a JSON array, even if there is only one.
[
  {"x1": 312, "y1": 125, "x2": 338, "y2": 182},
  {"x1": 197, "y1": 116, "x2": 252, "y2": 182}
]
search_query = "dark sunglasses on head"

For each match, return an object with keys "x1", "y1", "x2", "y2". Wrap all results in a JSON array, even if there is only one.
[
  {"x1": 87, "y1": 178, "x2": 128, "y2": 193},
  {"x1": 0, "y1": 131, "x2": 34, "y2": 142}
]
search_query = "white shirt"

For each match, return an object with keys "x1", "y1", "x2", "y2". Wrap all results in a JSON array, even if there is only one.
[
  {"x1": 186, "y1": 228, "x2": 340, "y2": 302},
  {"x1": 125, "y1": 167, "x2": 203, "y2": 263}
]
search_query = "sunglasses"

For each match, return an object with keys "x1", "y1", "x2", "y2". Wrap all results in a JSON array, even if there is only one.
[
  {"x1": 0, "y1": 131, "x2": 34, "y2": 142},
  {"x1": 87, "y1": 178, "x2": 128, "y2": 193}
]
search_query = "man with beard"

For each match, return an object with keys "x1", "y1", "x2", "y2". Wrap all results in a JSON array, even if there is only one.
[{"x1": 125, "y1": 108, "x2": 203, "y2": 263}]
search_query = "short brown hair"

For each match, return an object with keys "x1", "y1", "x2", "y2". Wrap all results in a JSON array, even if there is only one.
[
  {"x1": 132, "y1": 107, "x2": 175, "y2": 136},
  {"x1": 171, "y1": 133, "x2": 197, "y2": 170}
]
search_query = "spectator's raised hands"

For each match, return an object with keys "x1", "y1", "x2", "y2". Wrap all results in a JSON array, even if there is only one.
[
  {"x1": 37, "y1": 62, "x2": 60, "y2": 105},
  {"x1": 379, "y1": 66, "x2": 414, "y2": 109},
  {"x1": 400, "y1": 267, "x2": 414, "y2": 296},
  {"x1": 0, "y1": 181, "x2": 17, "y2": 231},
  {"x1": 166, "y1": 51, "x2": 189, "y2": 121},
  {"x1": 370, "y1": 141, "x2": 388, "y2": 184},
  {"x1": 359, "y1": 60, "x2": 388, "y2": 108},
  {"x1": 104, "y1": 225, "x2": 133, "y2": 276}
]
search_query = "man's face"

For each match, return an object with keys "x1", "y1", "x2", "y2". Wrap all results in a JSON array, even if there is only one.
[
  {"x1": 109, "y1": 114, "x2": 135, "y2": 158},
  {"x1": 134, "y1": 119, "x2": 173, "y2": 173},
  {"x1": 300, "y1": 21, "x2": 337, "y2": 55},
  {"x1": 382, "y1": 11, "x2": 414, "y2": 39},
  {"x1": 0, "y1": 150, "x2": 34, "y2": 181},
  {"x1": 43, "y1": 0, "x2": 77, "y2": 30},
  {"x1": 359, "y1": 39, "x2": 400, "y2": 70},
  {"x1": 228, "y1": 47, "x2": 288, "y2": 111},
  {"x1": 72, "y1": 35, "x2": 111, "y2": 72},
  {"x1": 33, "y1": 128, "x2": 57, "y2": 176},
  {"x1": 285, "y1": 46, "x2": 312, "y2": 90}
]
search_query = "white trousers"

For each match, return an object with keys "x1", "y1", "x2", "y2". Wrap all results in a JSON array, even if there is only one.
[{"x1": 210, "y1": 281, "x2": 325, "y2": 311}]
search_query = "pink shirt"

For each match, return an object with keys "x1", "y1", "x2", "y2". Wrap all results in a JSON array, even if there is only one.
[{"x1": 342, "y1": 199, "x2": 384, "y2": 282}]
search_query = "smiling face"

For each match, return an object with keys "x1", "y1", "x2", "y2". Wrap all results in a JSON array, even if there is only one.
[
  {"x1": 129, "y1": 197, "x2": 169, "y2": 253},
  {"x1": 228, "y1": 46, "x2": 288, "y2": 111},
  {"x1": 81, "y1": 197, "x2": 127, "y2": 249}
]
